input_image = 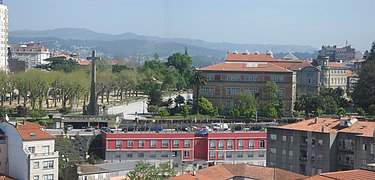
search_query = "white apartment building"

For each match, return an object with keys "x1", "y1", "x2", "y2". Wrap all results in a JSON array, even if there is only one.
[
  {"x1": 10, "y1": 43, "x2": 50, "y2": 69},
  {"x1": 0, "y1": 121, "x2": 58, "y2": 180},
  {"x1": 0, "y1": 3, "x2": 8, "y2": 71}
]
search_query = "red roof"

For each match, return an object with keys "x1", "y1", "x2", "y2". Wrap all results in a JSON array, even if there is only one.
[
  {"x1": 226, "y1": 53, "x2": 276, "y2": 62},
  {"x1": 277, "y1": 117, "x2": 375, "y2": 137},
  {"x1": 16, "y1": 121, "x2": 55, "y2": 141},
  {"x1": 346, "y1": 70, "x2": 358, "y2": 77},
  {"x1": 304, "y1": 169, "x2": 375, "y2": 180},
  {"x1": 170, "y1": 164, "x2": 306, "y2": 180},
  {"x1": 272, "y1": 60, "x2": 312, "y2": 71},
  {"x1": 200, "y1": 62, "x2": 292, "y2": 73},
  {"x1": 328, "y1": 62, "x2": 343, "y2": 67}
]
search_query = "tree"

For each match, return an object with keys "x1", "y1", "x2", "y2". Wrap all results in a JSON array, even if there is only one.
[
  {"x1": 127, "y1": 161, "x2": 176, "y2": 180},
  {"x1": 233, "y1": 92, "x2": 257, "y2": 117},
  {"x1": 229, "y1": 108, "x2": 240, "y2": 119},
  {"x1": 353, "y1": 41, "x2": 375, "y2": 111},
  {"x1": 181, "y1": 106, "x2": 190, "y2": 119},
  {"x1": 337, "y1": 107, "x2": 346, "y2": 116},
  {"x1": 369, "y1": 104, "x2": 375, "y2": 115},
  {"x1": 174, "y1": 95, "x2": 185, "y2": 107},
  {"x1": 263, "y1": 103, "x2": 278, "y2": 118},
  {"x1": 198, "y1": 97, "x2": 214, "y2": 115},
  {"x1": 139, "y1": 77, "x2": 163, "y2": 106},
  {"x1": 315, "y1": 107, "x2": 323, "y2": 117},
  {"x1": 294, "y1": 94, "x2": 324, "y2": 117},
  {"x1": 159, "y1": 108, "x2": 169, "y2": 119},
  {"x1": 263, "y1": 81, "x2": 280, "y2": 102},
  {"x1": 356, "y1": 107, "x2": 366, "y2": 116},
  {"x1": 147, "y1": 105, "x2": 160, "y2": 117},
  {"x1": 29, "y1": 109, "x2": 47, "y2": 120},
  {"x1": 191, "y1": 70, "x2": 208, "y2": 114}
]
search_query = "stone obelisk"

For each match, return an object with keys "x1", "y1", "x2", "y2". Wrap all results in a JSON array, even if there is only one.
[{"x1": 86, "y1": 50, "x2": 100, "y2": 115}]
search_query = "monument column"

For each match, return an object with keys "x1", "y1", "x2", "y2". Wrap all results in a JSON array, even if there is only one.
[{"x1": 85, "y1": 50, "x2": 100, "y2": 115}]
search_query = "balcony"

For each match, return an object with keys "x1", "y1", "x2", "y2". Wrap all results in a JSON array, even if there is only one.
[{"x1": 29, "y1": 151, "x2": 59, "y2": 159}]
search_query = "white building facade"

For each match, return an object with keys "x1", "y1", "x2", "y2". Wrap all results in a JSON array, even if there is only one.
[
  {"x1": 0, "y1": 121, "x2": 58, "y2": 180},
  {"x1": 0, "y1": 3, "x2": 8, "y2": 71},
  {"x1": 10, "y1": 43, "x2": 50, "y2": 69}
]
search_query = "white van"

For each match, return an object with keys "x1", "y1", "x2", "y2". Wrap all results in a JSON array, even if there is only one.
[{"x1": 213, "y1": 123, "x2": 229, "y2": 131}]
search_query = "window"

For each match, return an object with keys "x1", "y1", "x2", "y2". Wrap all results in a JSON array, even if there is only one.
[
  {"x1": 43, "y1": 161, "x2": 54, "y2": 169},
  {"x1": 161, "y1": 152, "x2": 168, "y2": 158},
  {"x1": 116, "y1": 140, "x2": 122, "y2": 148},
  {"x1": 270, "y1": 134, "x2": 277, "y2": 140},
  {"x1": 259, "y1": 151, "x2": 265, "y2": 157},
  {"x1": 318, "y1": 169, "x2": 322, "y2": 173},
  {"x1": 290, "y1": 136, "x2": 294, "y2": 143},
  {"x1": 282, "y1": 149, "x2": 286, "y2": 155},
  {"x1": 308, "y1": 78, "x2": 312, "y2": 84},
  {"x1": 150, "y1": 153, "x2": 156, "y2": 158},
  {"x1": 227, "y1": 75, "x2": 240, "y2": 81},
  {"x1": 150, "y1": 140, "x2": 156, "y2": 147},
  {"x1": 226, "y1": 100, "x2": 234, "y2": 108},
  {"x1": 270, "y1": 148, "x2": 276, "y2": 154},
  {"x1": 42, "y1": 174, "x2": 53, "y2": 180},
  {"x1": 218, "y1": 140, "x2": 224, "y2": 149},
  {"x1": 249, "y1": 140, "x2": 254, "y2": 149},
  {"x1": 218, "y1": 151, "x2": 224, "y2": 159},
  {"x1": 210, "y1": 151, "x2": 216, "y2": 159},
  {"x1": 33, "y1": 161, "x2": 39, "y2": 169},
  {"x1": 362, "y1": 144, "x2": 367, "y2": 151},
  {"x1": 248, "y1": 151, "x2": 254, "y2": 157},
  {"x1": 279, "y1": 89, "x2": 285, "y2": 97},
  {"x1": 139, "y1": 140, "x2": 144, "y2": 148},
  {"x1": 184, "y1": 151, "x2": 190, "y2": 158},
  {"x1": 201, "y1": 86, "x2": 215, "y2": 96},
  {"x1": 29, "y1": 147, "x2": 35, "y2": 154},
  {"x1": 226, "y1": 151, "x2": 232, "y2": 158},
  {"x1": 260, "y1": 140, "x2": 265, "y2": 149},
  {"x1": 244, "y1": 87, "x2": 258, "y2": 95},
  {"x1": 138, "y1": 153, "x2": 144, "y2": 158},
  {"x1": 174, "y1": 140, "x2": 180, "y2": 147},
  {"x1": 226, "y1": 87, "x2": 240, "y2": 96},
  {"x1": 318, "y1": 139, "x2": 323, "y2": 146},
  {"x1": 289, "y1": 150, "x2": 293, "y2": 156},
  {"x1": 238, "y1": 140, "x2": 244, "y2": 149},
  {"x1": 227, "y1": 140, "x2": 233, "y2": 149},
  {"x1": 162, "y1": 140, "x2": 169, "y2": 147},
  {"x1": 237, "y1": 151, "x2": 243, "y2": 158},
  {"x1": 33, "y1": 175, "x2": 39, "y2": 180},
  {"x1": 43, "y1": 146, "x2": 49, "y2": 155},
  {"x1": 271, "y1": 76, "x2": 283, "y2": 82},
  {"x1": 210, "y1": 140, "x2": 216, "y2": 149},
  {"x1": 184, "y1": 140, "x2": 190, "y2": 147},
  {"x1": 282, "y1": 136, "x2": 286, "y2": 141},
  {"x1": 244, "y1": 75, "x2": 258, "y2": 82},
  {"x1": 127, "y1": 140, "x2": 134, "y2": 148},
  {"x1": 127, "y1": 153, "x2": 133, "y2": 158}
]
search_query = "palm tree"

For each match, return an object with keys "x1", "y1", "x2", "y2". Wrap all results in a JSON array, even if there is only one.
[{"x1": 191, "y1": 69, "x2": 207, "y2": 114}]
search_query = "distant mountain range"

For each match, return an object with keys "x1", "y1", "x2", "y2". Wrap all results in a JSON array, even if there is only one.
[{"x1": 9, "y1": 28, "x2": 318, "y2": 67}]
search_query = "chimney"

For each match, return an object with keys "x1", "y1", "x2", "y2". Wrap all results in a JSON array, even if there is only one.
[
  {"x1": 315, "y1": 117, "x2": 318, "y2": 124},
  {"x1": 321, "y1": 126, "x2": 325, "y2": 133},
  {"x1": 193, "y1": 170, "x2": 196, "y2": 176}
]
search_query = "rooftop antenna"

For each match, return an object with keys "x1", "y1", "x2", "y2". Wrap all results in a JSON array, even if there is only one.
[{"x1": 346, "y1": 40, "x2": 348, "y2": 46}]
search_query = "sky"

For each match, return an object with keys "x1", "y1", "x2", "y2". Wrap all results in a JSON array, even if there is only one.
[{"x1": 5, "y1": 0, "x2": 375, "y2": 50}]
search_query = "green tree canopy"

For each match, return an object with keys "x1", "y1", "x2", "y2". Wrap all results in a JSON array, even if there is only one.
[
  {"x1": 198, "y1": 97, "x2": 214, "y2": 115},
  {"x1": 233, "y1": 92, "x2": 257, "y2": 117}
]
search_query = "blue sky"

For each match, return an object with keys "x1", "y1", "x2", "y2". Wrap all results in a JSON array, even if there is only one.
[{"x1": 5, "y1": 0, "x2": 375, "y2": 50}]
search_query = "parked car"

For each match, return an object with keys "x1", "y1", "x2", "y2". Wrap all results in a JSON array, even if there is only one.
[
  {"x1": 250, "y1": 125, "x2": 263, "y2": 131},
  {"x1": 200, "y1": 126, "x2": 212, "y2": 132},
  {"x1": 195, "y1": 129, "x2": 208, "y2": 136},
  {"x1": 85, "y1": 126, "x2": 94, "y2": 132},
  {"x1": 175, "y1": 126, "x2": 190, "y2": 131},
  {"x1": 138, "y1": 126, "x2": 149, "y2": 131},
  {"x1": 101, "y1": 127, "x2": 114, "y2": 133},
  {"x1": 213, "y1": 123, "x2": 229, "y2": 131},
  {"x1": 150, "y1": 126, "x2": 164, "y2": 131},
  {"x1": 66, "y1": 124, "x2": 73, "y2": 131},
  {"x1": 234, "y1": 125, "x2": 244, "y2": 131},
  {"x1": 122, "y1": 125, "x2": 136, "y2": 132},
  {"x1": 191, "y1": 126, "x2": 199, "y2": 131}
]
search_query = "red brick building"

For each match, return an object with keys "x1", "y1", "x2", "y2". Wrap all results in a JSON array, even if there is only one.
[
  {"x1": 197, "y1": 51, "x2": 311, "y2": 115},
  {"x1": 102, "y1": 131, "x2": 267, "y2": 168}
]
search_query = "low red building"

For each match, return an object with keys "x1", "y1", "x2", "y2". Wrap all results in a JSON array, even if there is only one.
[{"x1": 102, "y1": 131, "x2": 267, "y2": 168}]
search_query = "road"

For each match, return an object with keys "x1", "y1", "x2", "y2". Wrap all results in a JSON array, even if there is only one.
[
  {"x1": 45, "y1": 129, "x2": 101, "y2": 136},
  {"x1": 107, "y1": 92, "x2": 192, "y2": 120}
]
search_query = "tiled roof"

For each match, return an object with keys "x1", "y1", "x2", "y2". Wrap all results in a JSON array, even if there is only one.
[
  {"x1": 328, "y1": 62, "x2": 343, "y2": 67},
  {"x1": 226, "y1": 53, "x2": 276, "y2": 62},
  {"x1": 76, "y1": 164, "x2": 109, "y2": 174},
  {"x1": 276, "y1": 117, "x2": 375, "y2": 137},
  {"x1": 16, "y1": 121, "x2": 55, "y2": 141},
  {"x1": 272, "y1": 60, "x2": 312, "y2": 71},
  {"x1": 351, "y1": 59, "x2": 366, "y2": 63},
  {"x1": 169, "y1": 164, "x2": 306, "y2": 180},
  {"x1": 200, "y1": 62, "x2": 292, "y2": 73},
  {"x1": 0, "y1": 174, "x2": 14, "y2": 180},
  {"x1": 346, "y1": 70, "x2": 358, "y2": 77},
  {"x1": 304, "y1": 169, "x2": 375, "y2": 180}
]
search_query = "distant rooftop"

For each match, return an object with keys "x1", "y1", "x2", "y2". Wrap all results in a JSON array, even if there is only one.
[
  {"x1": 14, "y1": 121, "x2": 55, "y2": 141},
  {"x1": 304, "y1": 169, "x2": 375, "y2": 180},
  {"x1": 276, "y1": 117, "x2": 375, "y2": 137}
]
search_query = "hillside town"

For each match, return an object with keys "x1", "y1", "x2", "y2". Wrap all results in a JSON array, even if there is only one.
[{"x1": 1, "y1": 1, "x2": 375, "y2": 180}]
